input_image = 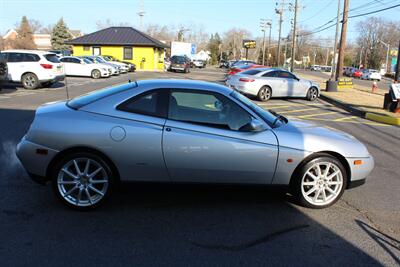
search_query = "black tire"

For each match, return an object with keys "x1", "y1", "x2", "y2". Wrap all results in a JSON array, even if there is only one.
[
  {"x1": 291, "y1": 155, "x2": 347, "y2": 209},
  {"x1": 91, "y1": 69, "x2": 101, "y2": 79},
  {"x1": 21, "y1": 73, "x2": 39, "y2": 89},
  {"x1": 257, "y1": 86, "x2": 272, "y2": 102},
  {"x1": 306, "y1": 87, "x2": 319, "y2": 101},
  {"x1": 51, "y1": 152, "x2": 116, "y2": 211}
]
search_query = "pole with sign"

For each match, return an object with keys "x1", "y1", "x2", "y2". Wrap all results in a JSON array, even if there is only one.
[{"x1": 243, "y1": 40, "x2": 256, "y2": 60}]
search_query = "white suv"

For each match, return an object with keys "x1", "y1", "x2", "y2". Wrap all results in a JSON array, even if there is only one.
[{"x1": 0, "y1": 50, "x2": 65, "y2": 89}]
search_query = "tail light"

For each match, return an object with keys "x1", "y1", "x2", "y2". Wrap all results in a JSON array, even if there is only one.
[
  {"x1": 239, "y1": 78, "x2": 255, "y2": 82},
  {"x1": 40, "y1": 64, "x2": 53, "y2": 69}
]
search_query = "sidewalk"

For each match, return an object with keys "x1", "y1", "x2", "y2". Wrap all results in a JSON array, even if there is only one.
[{"x1": 298, "y1": 72, "x2": 400, "y2": 126}]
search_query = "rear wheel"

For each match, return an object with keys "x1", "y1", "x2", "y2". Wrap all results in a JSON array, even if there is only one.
[
  {"x1": 257, "y1": 86, "x2": 272, "y2": 102},
  {"x1": 21, "y1": 73, "x2": 39, "y2": 89},
  {"x1": 51, "y1": 152, "x2": 116, "y2": 210},
  {"x1": 306, "y1": 87, "x2": 318, "y2": 101},
  {"x1": 291, "y1": 155, "x2": 347, "y2": 209},
  {"x1": 91, "y1": 69, "x2": 101, "y2": 79}
]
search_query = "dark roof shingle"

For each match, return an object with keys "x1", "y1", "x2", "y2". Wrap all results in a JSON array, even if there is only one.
[{"x1": 66, "y1": 27, "x2": 168, "y2": 48}]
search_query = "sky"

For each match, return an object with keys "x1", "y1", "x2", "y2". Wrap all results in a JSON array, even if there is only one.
[{"x1": 1, "y1": 0, "x2": 400, "y2": 44}]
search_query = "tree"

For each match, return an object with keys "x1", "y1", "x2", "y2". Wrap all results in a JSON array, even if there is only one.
[
  {"x1": 208, "y1": 33, "x2": 222, "y2": 64},
  {"x1": 51, "y1": 18, "x2": 73, "y2": 50},
  {"x1": 13, "y1": 16, "x2": 37, "y2": 49}
]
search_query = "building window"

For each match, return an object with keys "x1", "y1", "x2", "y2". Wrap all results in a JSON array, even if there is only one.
[
  {"x1": 123, "y1": 47, "x2": 133, "y2": 60},
  {"x1": 83, "y1": 46, "x2": 90, "y2": 51},
  {"x1": 158, "y1": 49, "x2": 163, "y2": 63},
  {"x1": 93, "y1": 47, "x2": 101, "y2": 56}
]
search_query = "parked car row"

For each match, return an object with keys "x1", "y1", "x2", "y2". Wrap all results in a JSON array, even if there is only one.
[
  {"x1": 343, "y1": 67, "x2": 381, "y2": 81},
  {"x1": 0, "y1": 49, "x2": 137, "y2": 89},
  {"x1": 226, "y1": 67, "x2": 320, "y2": 102},
  {"x1": 310, "y1": 65, "x2": 331, "y2": 72}
]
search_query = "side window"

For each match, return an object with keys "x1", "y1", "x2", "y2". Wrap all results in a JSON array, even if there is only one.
[
  {"x1": 278, "y1": 71, "x2": 296, "y2": 79},
  {"x1": 7, "y1": 53, "x2": 24, "y2": 62},
  {"x1": 0, "y1": 53, "x2": 6, "y2": 61},
  {"x1": 169, "y1": 91, "x2": 252, "y2": 131},
  {"x1": 262, "y1": 71, "x2": 278, "y2": 77},
  {"x1": 117, "y1": 90, "x2": 167, "y2": 118},
  {"x1": 23, "y1": 53, "x2": 40, "y2": 62},
  {"x1": 71, "y1": 58, "x2": 81, "y2": 64},
  {"x1": 123, "y1": 47, "x2": 133, "y2": 60}
]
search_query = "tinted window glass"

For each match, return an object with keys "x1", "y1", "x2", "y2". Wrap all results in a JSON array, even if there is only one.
[
  {"x1": 117, "y1": 91, "x2": 167, "y2": 118},
  {"x1": 44, "y1": 54, "x2": 60, "y2": 63},
  {"x1": 67, "y1": 83, "x2": 138, "y2": 109},
  {"x1": 278, "y1": 71, "x2": 295, "y2": 79},
  {"x1": 23, "y1": 53, "x2": 40, "y2": 62},
  {"x1": 241, "y1": 69, "x2": 263, "y2": 75},
  {"x1": 262, "y1": 71, "x2": 278, "y2": 77},
  {"x1": 70, "y1": 58, "x2": 81, "y2": 64},
  {"x1": 169, "y1": 91, "x2": 252, "y2": 131},
  {"x1": 0, "y1": 53, "x2": 6, "y2": 61},
  {"x1": 123, "y1": 47, "x2": 133, "y2": 60},
  {"x1": 7, "y1": 53, "x2": 24, "y2": 62},
  {"x1": 60, "y1": 58, "x2": 69, "y2": 63}
]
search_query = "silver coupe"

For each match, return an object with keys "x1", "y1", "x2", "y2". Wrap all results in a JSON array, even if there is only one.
[{"x1": 16, "y1": 80, "x2": 374, "y2": 210}]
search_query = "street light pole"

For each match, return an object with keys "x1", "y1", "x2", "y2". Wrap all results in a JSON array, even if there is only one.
[
  {"x1": 379, "y1": 40, "x2": 390, "y2": 74},
  {"x1": 267, "y1": 23, "x2": 272, "y2": 66},
  {"x1": 262, "y1": 29, "x2": 266, "y2": 65},
  {"x1": 260, "y1": 19, "x2": 272, "y2": 66},
  {"x1": 290, "y1": 0, "x2": 298, "y2": 72}
]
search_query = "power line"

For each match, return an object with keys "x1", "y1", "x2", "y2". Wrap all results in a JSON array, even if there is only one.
[{"x1": 348, "y1": 3, "x2": 400, "y2": 18}]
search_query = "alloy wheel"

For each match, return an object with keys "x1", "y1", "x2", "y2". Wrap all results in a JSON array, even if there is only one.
[
  {"x1": 57, "y1": 157, "x2": 109, "y2": 207},
  {"x1": 300, "y1": 162, "x2": 343, "y2": 206},
  {"x1": 309, "y1": 88, "x2": 318, "y2": 101},
  {"x1": 24, "y1": 75, "x2": 36, "y2": 88}
]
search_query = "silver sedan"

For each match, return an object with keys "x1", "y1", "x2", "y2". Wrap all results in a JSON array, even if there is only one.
[
  {"x1": 226, "y1": 68, "x2": 320, "y2": 102},
  {"x1": 16, "y1": 80, "x2": 373, "y2": 210}
]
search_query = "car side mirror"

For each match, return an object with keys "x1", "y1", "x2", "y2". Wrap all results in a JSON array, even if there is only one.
[{"x1": 240, "y1": 118, "x2": 267, "y2": 132}]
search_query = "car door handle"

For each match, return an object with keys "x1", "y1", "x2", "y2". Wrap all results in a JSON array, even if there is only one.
[{"x1": 165, "y1": 127, "x2": 171, "y2": 132}]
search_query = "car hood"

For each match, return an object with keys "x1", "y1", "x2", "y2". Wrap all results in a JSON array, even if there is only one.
[{"x1": 272, "y1": 119, "x2": 370, "y2": 157}]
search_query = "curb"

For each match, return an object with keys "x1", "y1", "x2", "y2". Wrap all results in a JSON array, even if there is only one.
[{"x1": 320, "y1": 93, "x2": 400, "y2": 126}]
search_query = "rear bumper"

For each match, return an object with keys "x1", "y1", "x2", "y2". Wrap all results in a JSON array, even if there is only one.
[
  {"x1": 39, "y1": 74, "x2": 65, "y2": 83},
  {"x1": 16, "y1": 137, "x2": 59, "y2": 179}
]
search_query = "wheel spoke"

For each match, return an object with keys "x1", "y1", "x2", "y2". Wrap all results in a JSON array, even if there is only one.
[
  {"x1": 88, "y1": 167, "x2": 102, "y2": 179},
  {"x1": 85, "y1": 188, "x2": 92, "y2": 204},
  {"x1": 316, "y1": 165, "x2": 322, "y2": 177},
  {"x1": 326, "y1": 186, "x2": 337, "y2": 196},
  {"x1": 322, "y1": 189, "x2": 327, "y2": 202},
  {"x1": 84, "y1": 159, "x2": 91, "y2": 175},
  {"x1": 327, "y1": 181, "x2": 342, "y2": 185},
  {"x1": 313, "y1": 188, "x2": 321, "y2": 202},
  {"x1": 91, "y1": 179, "x2": 108, "y2": 184},
  {"x1": 307, "y1": 171, "x2": 318, "y2": 180},
  {"x1": 303, "y1": 181, "x2": 316, "y2": 186},
  {"x1": 76, "y1": 189, "x2": 82, "y2": 205},
  {"x1": 64, "y1": 185, "x2": 78, "y2": 197},
  {"x1": 327, "y1": 170, "x2": 340, "y2": 180},
  {"x1": 61, "y1": 168, "x2": 78, "y2": 179},
  {"x1": 73, "y1": 160, "x2": 82, "y2": 176},
  {"x1": 58, "y1": 180, "x2": 78, "y2": 185},
  {"x1": 88, "y1": 185, "x2": 104, "y2": 196},
  {"x1": 305, "y1": 186, "x2": 317, "y2": 196},
  {"x1": 324, "y1": 163, "x2": 331, "y2": 176}
]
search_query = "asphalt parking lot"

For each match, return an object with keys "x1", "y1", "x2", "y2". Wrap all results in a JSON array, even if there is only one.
[{"x1": 0, "y1": 68, "x2": 399, "y2": 266}]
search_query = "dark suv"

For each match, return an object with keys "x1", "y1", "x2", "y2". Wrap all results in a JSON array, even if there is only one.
[{"x1": 170, "y1": 55, "x2": 190, "y2": 73}]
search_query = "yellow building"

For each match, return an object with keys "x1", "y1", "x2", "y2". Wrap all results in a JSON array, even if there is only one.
[{"x1": 66, "y1": 27, "x2": 168, "y2": 71}]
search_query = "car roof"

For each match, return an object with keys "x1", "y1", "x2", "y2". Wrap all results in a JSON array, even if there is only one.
[
  {"x1": 137, "y1": 79, "x2": 232, "y2": 95},
  {"x1": 2, "y1": 49, "x2": 55, "y2": 55}
]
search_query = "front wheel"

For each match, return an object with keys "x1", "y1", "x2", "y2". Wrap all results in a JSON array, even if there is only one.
[
  {"x1": 306, "y1": 87, "x2": 318, "y2": 101},
  {"x1": 257, "y1": 86, "x2": 272, "y2": 102},
  {"x1": 51, "y1": 152, "x2": 116, "y2": 210},
  {"x1": 91, "y1": 69, "x2": 101, "y2": 79},
  {"x1": 291, "y1": 155, "x2": 347, "y2": 209}
]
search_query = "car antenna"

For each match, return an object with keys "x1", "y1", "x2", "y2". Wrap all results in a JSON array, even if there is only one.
[
  {"x1": 64, "y1": 67, "x2": 70, "y2": 100},
  {"x1": 128, "y1": 79, "x2": 138, "y2": 87}
]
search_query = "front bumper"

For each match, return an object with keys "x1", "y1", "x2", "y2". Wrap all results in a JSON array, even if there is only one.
[
  {"x1": 346, "y1": 155, "x2": 374, "y2": 187},
  {"x1": 16, "y1": 137, "x2": 59, "y2": 181}
]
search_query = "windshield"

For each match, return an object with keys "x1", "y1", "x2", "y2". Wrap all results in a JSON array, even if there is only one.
[
  {"x1": 85, "y1": 57, "x2": 94, "y2": 63},
  {"x1": 83, "y1": 58, "x2": 92, "y2": 64},
  {"x1": 230, "y1": 91, "x2": 285, "y2": 127},
  {"x1": 95, "y1": 57, "x2": 106, "y2": 63}
]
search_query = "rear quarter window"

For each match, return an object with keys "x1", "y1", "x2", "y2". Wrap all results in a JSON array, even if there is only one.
[
  {"x1": 241, "y1": 69, "x2": 263, "y2": 75},
  {"x1": 44, "y1": 54, "x2": 60, "y2": 63}
]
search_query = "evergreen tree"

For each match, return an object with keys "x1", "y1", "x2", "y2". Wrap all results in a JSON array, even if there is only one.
[
  {"x1": 15, "y1": 16, "x2": 37, "y2": 49},
  {"x1": 208, "y1": 33, "x2": 222, "y2": 65},
  {"x1": 51, "y1": 18, "x2": 73, "y2": 50}
]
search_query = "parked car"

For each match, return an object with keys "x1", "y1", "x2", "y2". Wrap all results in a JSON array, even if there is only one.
[
  {"x1": 191, "y1": 59, "x2": 205, "y2": 68},
  {"x1": 170, "y1": 55, "x2": 190, "y2": 73},
  {"x1": 16, "y1": 79, "x2": 374, "y2": 210},
  {"x1": 361, "y1": 69, "x2": 381, "y2": 81},
  {"x1": 352, "y1": 69, "x2": 363, "y2": 78},
  {"x1": 0, "y1": 53, "x2": 7, "y2": 90},
  {"x1": 49, "y1": 50, "x2": 72, "y2": 58},
  {"x1": 60, "y1": 56, "x2": 111, "y2": 79},
  {"x1": 226, "y1": 68, "x2": 320, "y2": 102},
  {"x1": 82, "y1": 56, "x2": 120, "y2": 75},
  {"x1": 310, "y1": 65, "x2": 321, "y2": 71},
  {"x1": 0, "y1": 50, "x2": 65, "y2": 89},
  {"x1": 97, "y1": 56, "x2": 130, "y2": 73},
  {"x1": 102, "y1": 55, "x2": 136, "y2": 72},
  {"x1": 231, "y1": 60, "x2": 256, "y2": 67}
]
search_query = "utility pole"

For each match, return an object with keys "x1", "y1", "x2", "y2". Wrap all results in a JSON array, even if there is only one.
[
  {"x1": 395, "y1": 40, "x2": 400, "y2": 82},
  {"x1": 335, "y1": 0, "x2": 349, "y2": 81},
  {"x1": 379, "y1": 40, "x2": 390, "y2": 74},
  {"x1": 290, "y1": 0, "x2": 298, "y2": 72},
  {"x1": 275, "y1": 0, "x2": 286, "y2": 67},
  {"x1": 330, "y1": 0, "x2": 341, "y2": 80},
  {"x1": 267, "y1": 24, "x2": 272, "y2": 66}
]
